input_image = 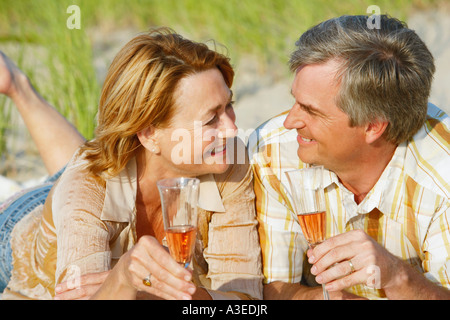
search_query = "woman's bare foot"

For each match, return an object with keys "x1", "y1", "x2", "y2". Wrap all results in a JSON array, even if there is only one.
[
  {"x1": 0, "y1": 51, "x2": 28, "y2": 100},
  {"x1": 0, "y1": 50, "x2": 86, "y2": 175}
]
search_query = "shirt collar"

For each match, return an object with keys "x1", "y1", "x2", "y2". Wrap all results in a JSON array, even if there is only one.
[
  {"x1": 328, "y1": 142, "x2": 406, "y2": 218},
  {"x1": 100, "y1": 157, "x2": 138, "y2": 223},
  {"x1": 100, "y1": 158, "x2": 226, "y2": 222},
  {"x1": 358, "y1": 142, "x2": 406, "y2": 216},
  {"x1": 197, "y1": 173, "x2": 226, "y2": 212}
]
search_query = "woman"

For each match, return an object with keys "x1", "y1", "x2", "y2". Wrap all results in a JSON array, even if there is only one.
[{"x1": 0, "y1": 28, "x2": 263, "y2": 300}]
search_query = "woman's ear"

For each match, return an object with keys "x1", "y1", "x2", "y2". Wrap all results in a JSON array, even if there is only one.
[
  {"x1": 364, "y1": 119, "x2": 389, "y2": 144},
  {"x1": 137, "y1": 126, "x2": 161, "y2": 154}
]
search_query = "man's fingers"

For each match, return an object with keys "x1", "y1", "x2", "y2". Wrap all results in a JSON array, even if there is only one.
[
  {"x1": 324, "y1": 269, "x2": 368, "y2": 292},
  {"x1": 309, "y1": 230, "x2": 366, "y2": 262}
]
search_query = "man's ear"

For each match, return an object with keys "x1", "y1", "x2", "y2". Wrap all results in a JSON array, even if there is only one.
[
  {"x1": 137, "y1": 126, "x2": 161, "y2": 154},
  {"x1": 364, "y1": 119, "x2": 389, "y2": 144}
]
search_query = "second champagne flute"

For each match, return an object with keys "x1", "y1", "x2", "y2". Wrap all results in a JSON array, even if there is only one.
[
  {"x1": 285, "y1": 165, "x2": 330, "y2": 300},
  {"x1": 157, "y1": 177, "x2": 200, "y2": 268}
]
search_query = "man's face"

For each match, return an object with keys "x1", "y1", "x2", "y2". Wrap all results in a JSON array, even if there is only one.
[{"x1": 284, "y1": 60, "x2": 367, "y2": 173}]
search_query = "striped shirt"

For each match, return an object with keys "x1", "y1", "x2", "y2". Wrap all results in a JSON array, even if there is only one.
[{"x1": 248, "y1": 103, "x2": 450, "y2": 299}]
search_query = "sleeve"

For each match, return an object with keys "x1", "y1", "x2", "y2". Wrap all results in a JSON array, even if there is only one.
[
  {"x1": 51, "y1": 169, "x2": 112, "y2": 285},
  {"x1": 423, "y1": 200, "x2": 450, "y2": 289},
  {"x1": 248, "y1": 131, "x2": 309, "y2": 285},
  {"x1": 203, "y1": 141, "x2": 264, "y2": 300}
]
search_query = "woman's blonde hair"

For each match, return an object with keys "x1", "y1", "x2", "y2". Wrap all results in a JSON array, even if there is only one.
[{"x1": 80, "y1": 28, "x2": 234, "y2": 178}]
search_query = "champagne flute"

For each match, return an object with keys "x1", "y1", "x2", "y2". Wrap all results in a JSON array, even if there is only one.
[
  {"x1": 157, "y1": 177, "x2": 200, "y2": 268},
  {"x1": 285, "y1": 165, "x2": 330, "y2": 300}
]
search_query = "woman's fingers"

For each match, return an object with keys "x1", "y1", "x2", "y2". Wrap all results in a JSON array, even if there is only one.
[
  {"x1": 54, "y1": 270, "x2": 111, "y2": 300},
  {"x1": 139, "y1": 273, "x2": 195, "y2": 300},
  {"x1": 130, "y1": 236, "x2": 196, "y2": 300},
  {"x1": 139, "y1": 236, "x2": 192, "y2": 281},
  {"x1": 55, "y1": 284, "x2": 103, "y2": 300}
]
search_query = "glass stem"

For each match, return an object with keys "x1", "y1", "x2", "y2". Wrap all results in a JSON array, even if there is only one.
[
  {"x1": 309, "y1": 242, "x2": 330, "y2": 300},
  {"x1": 322, "y1": 284, "x2": 330, "y2": 300}
]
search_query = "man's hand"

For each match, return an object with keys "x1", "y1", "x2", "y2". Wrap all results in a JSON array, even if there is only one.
[
  {"x1": 307, "y1": 229, "x2": 450, "y2": 299},
  {"x1": 308, "y1": 230, "x2": 404, "y2": 291}
]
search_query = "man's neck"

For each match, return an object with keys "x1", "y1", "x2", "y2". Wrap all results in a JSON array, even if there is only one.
[{"x1": 336, "y1": 142, "x2": 397, "y2": 205}]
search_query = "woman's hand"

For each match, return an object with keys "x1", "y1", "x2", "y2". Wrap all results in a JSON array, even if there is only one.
[
  {"x1": 54, "y1": 271, "x2": 111, "y2": 300},
  {"x1": 92, "y1": 235, "x2": 196, "y2": 300}
]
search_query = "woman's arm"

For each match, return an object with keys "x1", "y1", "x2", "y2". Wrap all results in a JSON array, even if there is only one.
[
  {"x1": 206, "y1": 142, "x2": 264, "y2": 300},
  {"x1": 91, "y1": 235, "x2": 195, "y2": 300},
  {"x1": 51, "y1": 169, "x2": 195, "y2": 300}
]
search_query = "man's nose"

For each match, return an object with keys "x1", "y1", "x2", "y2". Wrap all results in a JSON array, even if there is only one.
[{"x1": 283, "y1": 104, "x2": 306, "y2": 130}]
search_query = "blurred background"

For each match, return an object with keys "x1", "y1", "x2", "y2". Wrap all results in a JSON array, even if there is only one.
[{"x1": 0, "y1": 0, "x2": 449, "y2": 197}]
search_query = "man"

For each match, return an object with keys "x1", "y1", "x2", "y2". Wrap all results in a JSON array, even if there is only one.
[{"x1": 248, "y1": 15, "x2": 450, "y2": 299}]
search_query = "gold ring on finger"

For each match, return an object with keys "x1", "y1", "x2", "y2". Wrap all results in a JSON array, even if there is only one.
[
  {"x1": 348, "y1": 260, "x2": 355, "y2": 273},
  {"x1": 143, "y1": 274, "x2": 152, "y2": 287}
]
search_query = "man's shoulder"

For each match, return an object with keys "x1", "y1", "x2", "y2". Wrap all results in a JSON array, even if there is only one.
[{"x1": 404, "y1": 103, "x2": 450, "y2": 198}]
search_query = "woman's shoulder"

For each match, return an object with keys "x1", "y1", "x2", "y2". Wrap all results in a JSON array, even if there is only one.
[
  {"x1": 59, "y1": 148, "x2": 106, "y2": 185},
  {"x1": 50, "y1": 148, "x2": 107, "y2": 213}
]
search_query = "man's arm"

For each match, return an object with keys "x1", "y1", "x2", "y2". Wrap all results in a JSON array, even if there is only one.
[
  {"x1": 264, "y1": 281, "x2": 365, "y2": 300},
  {"x1": 264, "y1": 281, "x2": 321, "y2": 300},
  {"x1": 309, "y1": 229, "x2": 450, "y2": 300},
  {"x1": 384, "y1": 204, "x2": 450, "y2": 299},
  {"x1": 382, "y1": 257, "x2": 450, "y2": 300}
]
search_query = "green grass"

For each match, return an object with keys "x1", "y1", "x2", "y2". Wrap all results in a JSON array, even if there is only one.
[{"x1": 0, "y1": 0, "x2": 443, "y2": 156}]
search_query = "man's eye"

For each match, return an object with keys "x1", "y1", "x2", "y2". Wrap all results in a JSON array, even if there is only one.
[{"x1": 299, "y1": 104, "x2": 315, "y2": 115}]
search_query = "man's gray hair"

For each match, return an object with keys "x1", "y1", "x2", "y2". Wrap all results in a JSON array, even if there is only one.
[{"x1": 290, "y1": 15, "x2": 435, "y2": 144}]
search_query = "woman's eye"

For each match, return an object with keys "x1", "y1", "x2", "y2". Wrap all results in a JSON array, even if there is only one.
[
  {"x1": 226, "y1": 101, "x2": 235, "y2": 109},
  {"x1": 204, "y1": 101, "x2": 234, "y2": 126},
  {"x1": 205, "y1": 115, "x2": 219, "y2": 126}
]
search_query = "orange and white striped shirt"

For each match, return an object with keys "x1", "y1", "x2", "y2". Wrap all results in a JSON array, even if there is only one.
[{"x1": 248, "y1": 103, "x2": 450, "y2": 299}]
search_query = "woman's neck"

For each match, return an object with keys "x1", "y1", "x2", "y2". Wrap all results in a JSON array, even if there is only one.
[
  {"x1": 134, "y1": 148, "x2": 167, "y2": 240},
  {"x1": 136, "y1": 149, "x2": 162, "y2": 205}
]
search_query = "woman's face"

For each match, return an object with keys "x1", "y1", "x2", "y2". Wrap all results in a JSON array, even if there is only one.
[{"x1": 155, "y1": 68, "x2": 238, "y2": 177}]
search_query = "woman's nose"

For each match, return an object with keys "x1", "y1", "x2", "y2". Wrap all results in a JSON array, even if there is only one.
[{"x1": 218, "y1": 109, "x2": 238, "y2": 139}]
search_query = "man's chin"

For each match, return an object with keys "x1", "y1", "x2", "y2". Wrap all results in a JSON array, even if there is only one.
[{"x1": 297, "y1": 150, "x2": 315, "y2": 165}]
